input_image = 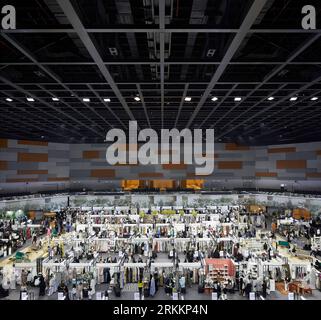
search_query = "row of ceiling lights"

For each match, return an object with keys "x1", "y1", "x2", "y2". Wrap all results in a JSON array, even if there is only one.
[
  {"x1": 184, "y1": 96, "x2": 319, "y2": 102},
  {"x1": 3, "y1": 95, "x2": 319, "y2": 103},
  {"x1": 4, "y1": 97, "x2": 113, "y2": 103}
]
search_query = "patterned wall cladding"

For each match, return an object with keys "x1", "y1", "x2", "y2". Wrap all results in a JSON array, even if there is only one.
[{"x1": 0, "y1": 139, "x2": 321, "y2": 186}]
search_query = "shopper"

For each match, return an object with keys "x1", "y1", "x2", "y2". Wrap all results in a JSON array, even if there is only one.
[
  {"x1": 138, "y1": 279, "x2": 143, "y2": 299},
  {"x1": 38, "y1": 274, "x2": 46, "y2": 297},
  {"x1": 72, "y1": 284, "x2": 77, "y2": 300},
  {"x1": 150, "y1": 276, "x2": 156, "y2": 297}
]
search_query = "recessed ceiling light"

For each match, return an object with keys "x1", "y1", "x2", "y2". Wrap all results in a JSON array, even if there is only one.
[
  {"x1": 311, "y1": 97, "x2": 318, "y2": 101},
  {"x1": 26, "y1": 97, "x2": 35, "y2": 102},
  {"x1": 184, "y1": 96, "x2": 192, "y2": 102},
  {"x1": 103, "y1": 98, "x2": 111, "y2": 102},
  {"x1": 289, "y1": 97, "x2": 298, "y2": 101},
  {"x1": 82, "y1": 98, "x2": 90, "y2": 102},
  {"x1": 267, "y1": 96, "x2": 274, "y2": 101},
  {"x1": 234, "y1": 97, "x2": 242, "y2": 101},
  {"x1": 211, "y1": 96, "x2": 218, "y2": 101},
  {"x1": 5, "y1": 98, "x2": 13, "y2": 102},
  {"x1": 134, "y1": 96, "x2": 141, "y2": 101},
  {"x1": 52, "y1": 97, "x2": 59, "y2": 101}
]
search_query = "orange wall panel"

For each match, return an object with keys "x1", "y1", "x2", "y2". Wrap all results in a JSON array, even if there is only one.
[
  {"x1": 276, "y1": 160, "x2": 306, "y2": 169},
  {"x1": 152, "y1": 180, "x2": 174, "y2": 189},
  {"x1": 0, "y1": 139, "x2": 8, "y2": 148},
  {"x1": 83, "y1": 150, "x2": 100, "y2": 159},
  {"x1": 316, "y1": 150, "x2": 321, "y2": 156},
  {"x1": 225, "y1": 143, "x2": 250, "y2": 151},
  {"x1": 18, "y1": 170, "x2": 48, "y2": 175},
  {"x1": 47, "y1": 177, "x2": 70, "y2": 181},
  {"x1": 218, "y1": 161, "x2": 243, "y2": 169},
  {"x1": 90, "y1": 169, "x2": 115, "y2": 178},
  {"x1": 195, "y1": 153, "x2": 218, "y2": 159},
  {"x1": 18, "y1": 140, "x2": 48, "y2": 146},
  {"x1": 255, "y1": 172, "x2": 278, "y2": 177},
  {"x1": 0, "y1": 161, "x2": 7, "y2": 170},
  {"x1": 162, "y1": 163, "x2": 187, "y2": 170},
  {"x1": 306, "y1": 172, "x2": 321, "y2": 178},
  {"x1": 139, "y1": 172, "x2": 164, "y2": 178},
  {"x1": 268, "y1": 147, "x2": 296, "y2": 153},
  {"x1": 6, "y1": 178, "x2": 38, "y2": 183},
  {"x1": 18, "y1": 152, "x2": 48, "y2": 162}
]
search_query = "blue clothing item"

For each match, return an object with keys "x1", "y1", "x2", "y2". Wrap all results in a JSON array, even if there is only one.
[{"x1": 150, "y1": 278, "x2": 156, "y2": 296}]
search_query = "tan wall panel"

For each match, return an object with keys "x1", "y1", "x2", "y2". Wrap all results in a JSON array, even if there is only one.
[
  {"x1": 18, "y1": 140, "x2": 48, "y2": 146},
  {"x1": 18, "y1": 170, "x2": 48, "y2": 175},
  {"x1": 83, "y1": 150, "x2": 100, "y2": 159},
  {"x1": 90, "y1": 169, "x2": 115, "y2": 178},
  {"x1": 0, "y1": 161, "x2": 7, "y2": 170},
  {"x1": 268, "y1": 147, "x2": 296, "y2": 153},
  {"x1": 0, "y1": 139, "x2": 8, "y2": 148},
  {"x1": 255, "y1": 172, "x2": 277, "y2": 177},
  {"x1": 276, "y1": 160, "x2": 306, "y2": 169},
  {"x1": 218, "y1": 161, "x2": 243, "y2": 169},
  {"x1": 18, "y1": 152, "x2": 48, "y2": 162}
]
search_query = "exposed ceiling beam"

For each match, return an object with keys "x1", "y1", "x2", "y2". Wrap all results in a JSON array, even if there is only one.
[
  {"x1": 136, "y1": 84, "x2": 151, "y2": 128},
  {"x1": 199, "y1": 84, "x2": 238, "y2": 129},
  {"x1": 0, "y1": 33, "x2": 111, "y2": 134},
  {"x1": 2, "y1": 28, "x2": 321, "y2": 33},
  {"x1": 0, "y1": 102, "x2": 61, "y2": 139},
  {"x1": 56, "y1": 0, "x2": 136, "y2": 123},
  {"x1": 174, "y1": 84, "x2": 189, "y2": 128},
  {"x1": 185, "y1": 0, "x2": 269, "y2": 128},
  {"x1": 7, "y1": 81, "x2": 317, "y2": 85},
  {"x1": 0, "y1": 76, "x2": 104, "y2": 138},
  {"x1": 1, "y1": 61, "x2": 321, "y2": 66},
  {"x1": 216, "y1": 34, "x2": 321, "y2": 131},
  {"x1": 1, "y1": 90, "x2": 84, "y2": 139},
  {"x1": 217, "y1": 72, "x2": 321, "y2": 139},
  {"x1": 247, "y1": 91, "x2": 321, "y2": 138},
  {"x1": 159, "y1": 0, "x2": 165, "y2": 129},
  {"x1": 86, "y1": 84, "x2": 127, "y2": 130}
]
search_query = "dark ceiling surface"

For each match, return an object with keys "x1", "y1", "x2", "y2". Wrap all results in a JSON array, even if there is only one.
[{"x1": 0, "y1": 0, "x2": 321, "y2": 145}]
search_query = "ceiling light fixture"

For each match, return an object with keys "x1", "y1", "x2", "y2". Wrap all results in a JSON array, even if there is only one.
[
  {"x1": 52, "y1": 97, "x2": 59, "y2": 101},
  {"x1": 289, "y1": 97, "x2": 298, "y2": 101},
  {"x1": 184, "y1": 96, "x2": 192, "y2": 102},
  {"x1": 26, "y1": 97, "x2": 35, "y2": 102},
  {"x1": 5, "y1": 98, "x2": 13, "y2": 102},
  {"x1": 134, "y1": 96, "x2": 141, "y2": 102},
  {"x1": 211, "y1": 96, "x2": 218, "y2": 101},
  {"x1": 311, "y1": 97, "x2": 318, "y2": 101},
  {"x1": 267, "y1": 96, "x2": 274, "y2": 101},
  {"x1": 234, "y1": 97, "x2": 242, "y2": 101},
  {"x1": 82, "y1": 98, "x2": 90, "y2": 102},
  {"x1": 103, "y1": 98, "x2": 111, "y2": 102}
]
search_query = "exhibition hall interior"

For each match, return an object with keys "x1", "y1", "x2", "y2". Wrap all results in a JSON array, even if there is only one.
[{"x1": 0, "y1": 0, "x2": 321, "y2": 302}]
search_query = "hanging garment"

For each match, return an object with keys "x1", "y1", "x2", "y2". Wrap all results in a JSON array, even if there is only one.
[{"x1": 150, "y1": 277, "x2": 156, "y2": 296}]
